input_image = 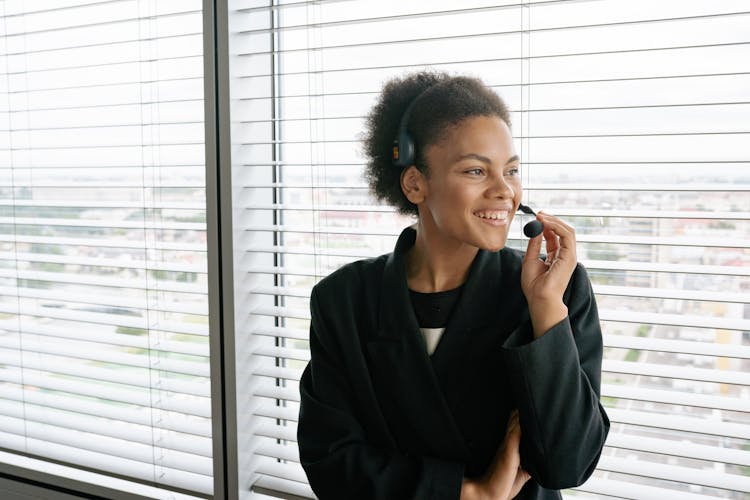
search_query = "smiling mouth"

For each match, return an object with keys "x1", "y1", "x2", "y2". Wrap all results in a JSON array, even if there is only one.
[{"x1": 474, "y1": 210, "x2": 508, "y2": 221}]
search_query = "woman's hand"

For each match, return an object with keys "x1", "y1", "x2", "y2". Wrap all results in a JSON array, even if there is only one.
[
  {"x1": 521, "y1": 212, "x2": 577, "y2": 338},
  {"x1": 460, "y1": 410, "x2": 530, "y2": 499}
]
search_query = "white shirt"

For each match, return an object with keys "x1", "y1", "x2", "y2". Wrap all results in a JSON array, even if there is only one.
[{"x1": 420, "y1": 327, "x2": 445, "y2": 356}]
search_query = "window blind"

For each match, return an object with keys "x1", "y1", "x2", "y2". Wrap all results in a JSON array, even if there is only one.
[
  {"x1": 229, "y1": 0, "x2": 750, "y2": 497},
  {"x1": 0, "y1": 0, "x2": 211, "y2": 496}
]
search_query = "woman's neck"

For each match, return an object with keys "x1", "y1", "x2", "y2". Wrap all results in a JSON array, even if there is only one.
[{"x1": 405, "y1": 218, "x2": 479, "y2": 293}]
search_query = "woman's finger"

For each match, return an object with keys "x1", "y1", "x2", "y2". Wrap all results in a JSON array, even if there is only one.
[
  {"x1": 510, "y1": 468, "x2": 532, "y2": 498},
  {"x1": 537, "y1": 213, "x2": 577, "y2": 262},
  {"x1": 542, "y1": 224, "x2": 559, "y2": 262},
  {"x1": 506, "y1": 409, "x2": 519, "y2": 430},
  {"x1": 538, "y1": 212, "x2": 575, "y2": 241},
  {"x1": 505, "y1": 410, "x2": 522, "y2": 449}
]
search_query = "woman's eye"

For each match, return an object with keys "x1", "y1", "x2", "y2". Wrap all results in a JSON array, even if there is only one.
[
  {"x1": 465, "y1": 168, "x2": 484, "y2": 175},
  {"x1": 505, "y1": 167, "x2": 520, "y2": 176}
]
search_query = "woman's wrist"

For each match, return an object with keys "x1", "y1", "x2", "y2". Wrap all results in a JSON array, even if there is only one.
[
  {"x1": 460, "y1": 477, "x2": 498, "y2": 500},
  {"x1": 528, "y1": 299, "x2": 568, "y2": 339},
  {"x1": 460, "y1": 478, "x2": 481, "y2": 500}
]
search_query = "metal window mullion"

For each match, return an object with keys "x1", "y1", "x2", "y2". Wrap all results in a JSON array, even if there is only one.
[{"x1": 204, "y1": 0, "x2": 236, "y2": 498}]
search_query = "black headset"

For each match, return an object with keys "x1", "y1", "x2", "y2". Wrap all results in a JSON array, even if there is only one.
[{"x1": 391, "y1": 92, "x2": 423, "y2": 168}]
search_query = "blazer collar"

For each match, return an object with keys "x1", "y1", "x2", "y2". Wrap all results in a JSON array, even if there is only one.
[
  {"x1": 368, "y1": 226, "x2": 516, "y2": 459},
  {"x1": 377, "y1": 226, "x2": 419, "y2": 340},
  {"x1": 369, "y1": 227, "x2": 466, "y2": 457},
  {"x1": 376, "y1": 225, "x2": 528, "y2": 408},
  {"x1": 377, "y1": 226, "x2": 506, "y2": 341}
]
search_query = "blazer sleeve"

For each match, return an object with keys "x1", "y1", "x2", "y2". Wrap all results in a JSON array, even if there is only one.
[
  {"x1": 499, "y1": 263, "x2": 610, "y2": 489},
  {"x1": 298, "y1": 286, "x2": 465, "y2": 500}
]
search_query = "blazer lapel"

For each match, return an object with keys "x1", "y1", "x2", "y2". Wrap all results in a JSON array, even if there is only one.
[
  {"x1": 430, "y1": 248, "x2": 529, "y2": 415},
  {"x1": 366, "y1": 227, "x2": 469, "y2": 459}
]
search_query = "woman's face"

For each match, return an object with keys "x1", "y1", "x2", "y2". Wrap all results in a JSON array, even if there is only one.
[{"x1": 418, "y1": 115, "x2": 522, "y2": 252}]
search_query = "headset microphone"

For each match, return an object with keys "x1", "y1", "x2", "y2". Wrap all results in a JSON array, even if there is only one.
[{"x1": 518, "y1": 204, "x2": 544, "y2": 238}]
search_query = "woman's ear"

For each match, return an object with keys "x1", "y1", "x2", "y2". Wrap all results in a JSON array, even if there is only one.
[{"x1": 400, "y1": 166, "x2": 427, "y2": 205}]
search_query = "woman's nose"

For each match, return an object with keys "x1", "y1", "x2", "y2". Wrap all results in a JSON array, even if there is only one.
[{"x1": 486, "y1": 174, "x2": 515, "y2": 199}]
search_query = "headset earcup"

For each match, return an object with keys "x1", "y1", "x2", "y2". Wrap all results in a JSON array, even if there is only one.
[{"x1": 392, "y1": 131, "x2": 415, "y2": 168}]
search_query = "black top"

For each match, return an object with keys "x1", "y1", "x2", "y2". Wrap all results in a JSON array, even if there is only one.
[{"x1": 409, "y1": 285, "x2": 464, "y2": 328}]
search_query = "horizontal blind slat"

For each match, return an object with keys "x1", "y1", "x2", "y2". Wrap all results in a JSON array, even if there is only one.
[
  {"x1": 0, "y1": 368, "x2": 211, "y2": 418},
  {"x1": 241, "y1": 180, "x2": 750, "y2": 192},
  {"x1": 244, "y1": 203, "x2": 749, "y2": 220},
  {"x1": 243, "y1": 224, "x2": 750, "y2": 248},
  {"x1": 237, "y1": 6, "x2": 750, "y2": 35},
  {"x1": 0, "y1": 320, "x2": 207, "y2": 355},
  {"x1": 3, "y1": 31, "x2": 202, "y2": 58},
  {"x1": 602, "y1": 359, "x2": 750, "y2": 385},
  {"x1": 0, "y1": 284, "x2": 208, "y2": 316},
  {"x1": 581, "y1": 259, "x2": 750, "y2": 277},
  {"x1": 253, "y1": 346, "x2": 310, "y2": 363},
  {"x1": 604, "y1": 334, "x2": 750, "y2": 360},
  {"x1": 0, "y1": 303, "x2": 208, "y2": 338},
  {"x1": 0, "y1": 251, "x2": 205, "y2": 273},
  {"x1": 0, "y1": 431, "x2": 213, "y2": 495},
  {"x1": 243, "y1": 248, "x2": 749, "y2": 276},
  {"x1": 250, "y1": 285, "x2": 312, "y2": 299},
  {"x1": 251, "y1": 325, "x2": 309, "y2": 341},
  {"x1": 243, "y1": 248, "x2": 750, "y2": 276},
  {"x1": 252, "y1": 475, "x2": 314, "y2": 499},
  {"x1": 253, "y1": 404, "x2": 299, "y2": 423},
  {"x1": 2, "y1": 9, "x2": 202, "y2": 38},
  {"x1": 0, "y1": 199, "x2": 204, "y2": 209},
  {"x1": 605, "y1": 433, "x2": 750, "y2": 467},
  {"x1": 0, "y1": 268, "x2": 206, "y2": 294},
  {"x1": 253, "y1": 365, "x2": 303, "y2": 382},
  {"x1": 254, "y1": 460, "x2": 307, "y2": 484},
  {"x1": 576, "y1": 476, "x2": 723, "y2": 500},
  {"x1": 595, "y1": 455, "x2": 750, "y2": 492},
  {"x1": 0, "y1": 401, "x2": 211, "y2": 457},
  {"x1": 0, "y1": 216, "x2": 205, "y2": 231},
  {"x1": 593, "y1": 285, "x2": 747, "y2": 303},
  {"x1": 0, "y1": 384, "x2": 210, "y2": 437},
  {"x1": 598, "y1": 309, "x2": 750, "y2": 331},
  {"x1": 0, "y1": 234, "x2": 206, "y2": 252},
  {"x1": 0, "y1": 415, "x2": 212, "y2": 476},
  {"x1": 252, "y1": 305, "x2": 310, "y2": 321},
  {"x1": 252, "y1": 282, "x2": 747, "y2": 305},
  {"x1": 0, "y1": 348, "x2": 210, "y2": 396},
  {"x1": 249, "y1": 304, "x2": 750, "y2": 332},
  {"x1": 606, "y1": 407, "x2": 750, "y2": 440},
  {"x1": 253, "y1": 383, "x2": 302, "y2": 403},
  {"x1": 255, "y1": 441, "x2": 300, "y2": 463},
  {"x1": 601, "y1": 384, "x2": 747, "y2": 412},
  {"x1": 255, "y1": 423, "x2": 297, "y2": 443}
]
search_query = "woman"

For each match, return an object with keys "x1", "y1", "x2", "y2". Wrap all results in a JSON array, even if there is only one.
[{"x1": 297, "y1": 71, "x2": 610, "y2": 499}]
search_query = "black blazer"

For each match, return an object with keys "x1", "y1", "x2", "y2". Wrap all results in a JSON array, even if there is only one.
[{"x1": 298, "y1": 226, "x2": 610, "y2": 499}]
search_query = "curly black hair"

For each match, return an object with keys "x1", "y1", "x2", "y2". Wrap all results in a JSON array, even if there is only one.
[{"x1": 363, "y1": 70, "x2": 511, "y2": 216}]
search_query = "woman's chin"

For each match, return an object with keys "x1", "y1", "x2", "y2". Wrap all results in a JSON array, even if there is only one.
[{"x1": 477, "y1": 238, "x2": 507, "y2": 253}]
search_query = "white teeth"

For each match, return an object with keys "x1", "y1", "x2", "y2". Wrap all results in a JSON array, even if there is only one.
[{"x1": 476, "y1": 211, "x2": 507, "y2": 220}]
